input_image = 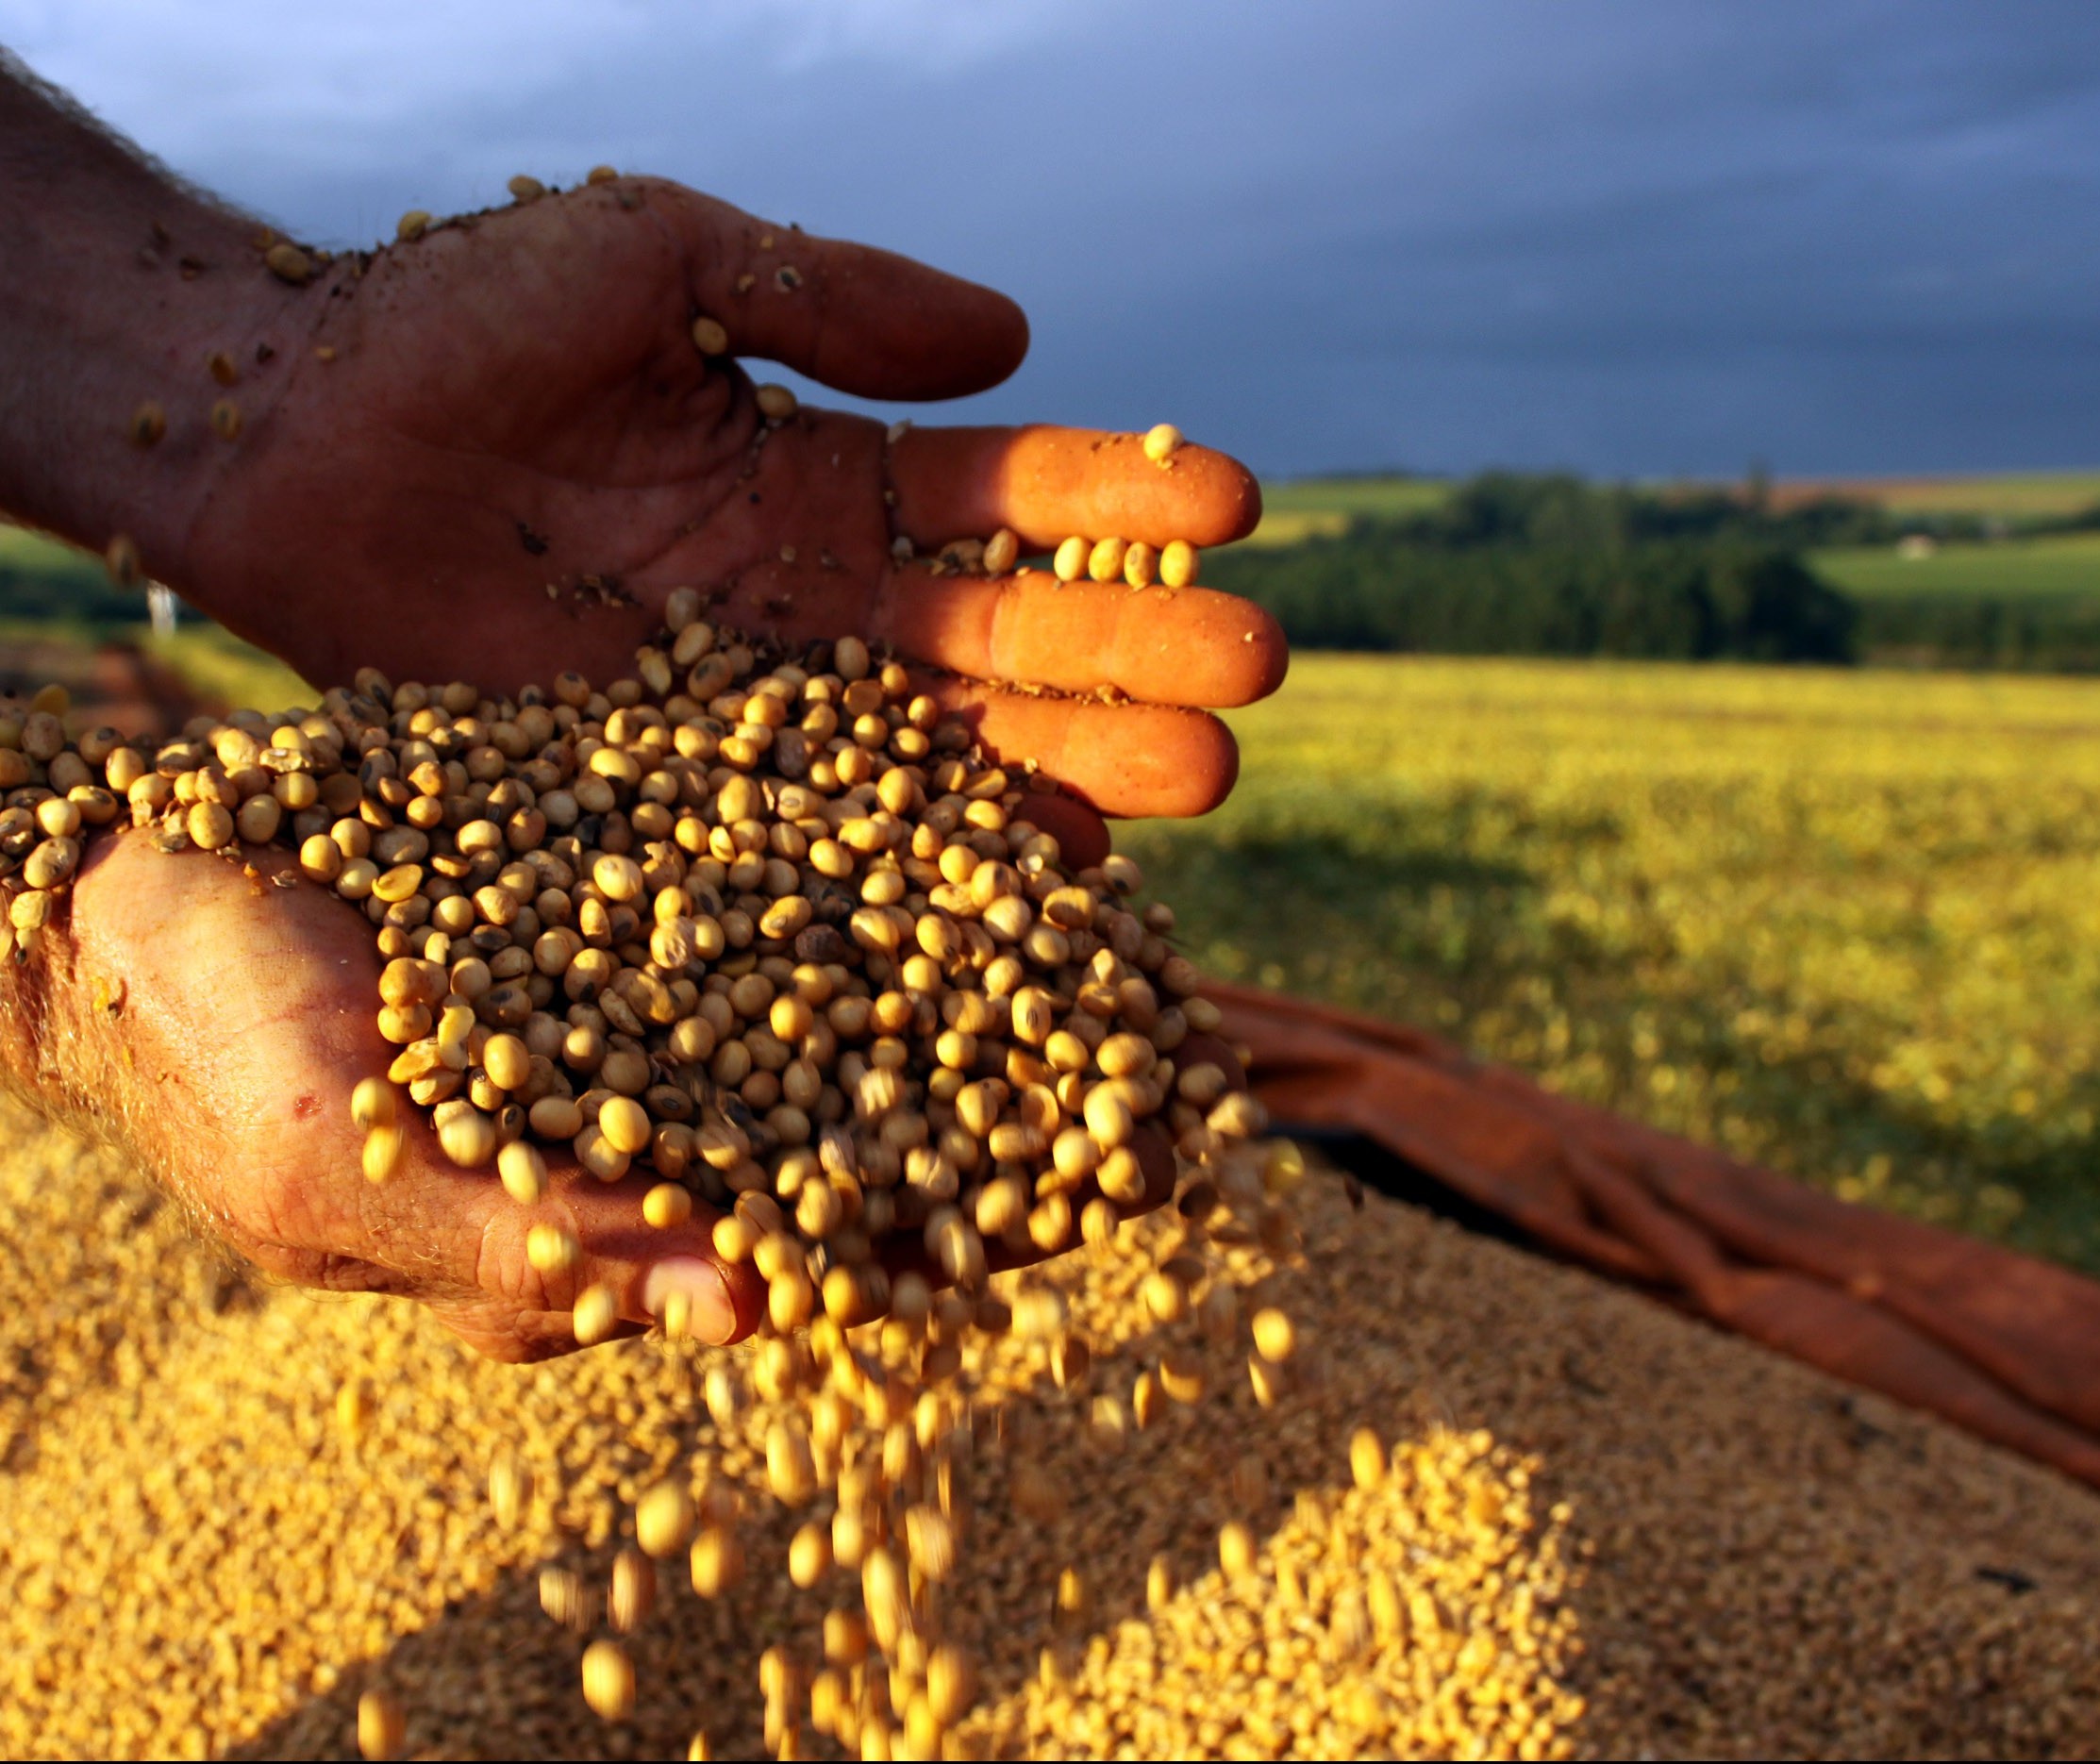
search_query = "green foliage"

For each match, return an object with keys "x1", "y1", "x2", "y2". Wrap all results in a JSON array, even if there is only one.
[
  {"x1": 1812, "y1": 535, "x2": 2100, "y2": 670},
  {"x1": 1849, "y1": 596, "x2": 2100, "y2": 673},
  {"x1": 1134, "y1": 656, "x2": 2100, "y2": 1273},
  {"x1": 1208, "y1": 500, "x2": 1859, "y2": 662}
]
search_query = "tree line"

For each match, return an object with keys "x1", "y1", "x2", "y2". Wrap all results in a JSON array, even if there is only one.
[{"x1": 1202, "y1": 473, "x2": 2100, "y2": 670}]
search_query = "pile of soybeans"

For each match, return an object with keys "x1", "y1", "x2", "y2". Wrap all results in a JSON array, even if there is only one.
[
  {"x1": 4, "y1": 1105, "x2": 2099, "y2": 1759},
  {"x1": 3, "y1": 608, "x2": 2099, "y2": 1758},
  {"x1": 2, "y1": 603, "x2": 1292, "y2": 1756}
]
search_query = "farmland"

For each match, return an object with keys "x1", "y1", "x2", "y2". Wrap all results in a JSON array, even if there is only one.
[
  {"x1": 1811, "y1": 530, "x2": 2100, "y2": 600},
  {"x1": 1127, "y1": 654, "x2": 2100, "y2": 1273},
  {"x1": 1227, "y1": 469, "x2": 2100, "y2": 669}
]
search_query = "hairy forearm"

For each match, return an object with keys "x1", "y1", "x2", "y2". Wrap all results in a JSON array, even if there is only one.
[
  {"x1": 0, "y1": 54, "x2": 289, "y2": 589},
  {"x1": 0, "y1": 884, "x2": 105, "y2": 1136}
]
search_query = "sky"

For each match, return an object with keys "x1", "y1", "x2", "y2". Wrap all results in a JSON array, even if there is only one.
[{"x1": 6, "y1": 0, "x2": 2098, "y2": 482}]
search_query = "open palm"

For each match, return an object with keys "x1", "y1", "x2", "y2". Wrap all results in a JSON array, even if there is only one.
[
  {"x1": 64, "y1": 832, "x2": 1197, "y2": 1361},
  {"x1": 185, "y1": 177, "x2": 1283, "y2": 828}
]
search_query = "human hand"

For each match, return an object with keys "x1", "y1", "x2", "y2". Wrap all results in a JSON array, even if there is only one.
[
  {"x1": 34, "y1": 831, "x2": 1199, "y2": 1361},
  {"x1": 33, "y1": 831, "x2": 757, "y2": 1359},
  {"x1": 164, "y1": 178, "x2": 1284, "y2": 831}
]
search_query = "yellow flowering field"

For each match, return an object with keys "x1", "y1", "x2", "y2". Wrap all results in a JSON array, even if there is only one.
[{"x1": 1127, "y1": 656, "x2": 2100, "y2": 1271}]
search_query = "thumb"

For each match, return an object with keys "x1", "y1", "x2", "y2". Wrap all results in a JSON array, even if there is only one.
[{"x1": 376, "y1": 1143, "x2": 768, "y2": 1361}]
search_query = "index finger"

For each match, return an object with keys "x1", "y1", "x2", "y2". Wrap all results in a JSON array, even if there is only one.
[
  {"x1": 365, "y1": 1136, "x2": 766, "y2": 1356},
  {"x1": 645, "y1": 182, "x2": 1030, "y2": 401}
]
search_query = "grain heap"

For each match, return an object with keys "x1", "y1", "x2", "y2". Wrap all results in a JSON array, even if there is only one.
[
  {"x1": 6, "y1": 1099, "x2": 2098, "y2": 1761},
  {"x1": 0, "y1": 599, "x2": 1306, "y2": 1756}
]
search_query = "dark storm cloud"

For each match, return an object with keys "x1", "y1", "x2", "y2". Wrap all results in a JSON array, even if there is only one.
[{"x1": 8, "y1": 0, "x2": 2098, "y2": 477}]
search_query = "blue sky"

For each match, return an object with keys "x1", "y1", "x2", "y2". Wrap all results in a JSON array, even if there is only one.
[{"x1": 7, "y1": 0, "x2": 2098, "y2": 481}]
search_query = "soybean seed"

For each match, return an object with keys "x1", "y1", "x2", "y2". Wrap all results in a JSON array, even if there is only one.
[
  {"x1": 1159, "y1": 1349, "x2": 1207, "y2": 1405},
  {"x1": 572, "y1": 1282, "x2": 620, "y2": 1346},
  {"x1": 1087, "y1": 537, "x2": 1128, "y2": 584},
  {"x1": 692, "y1": 316, "x2": 730, "y2": 355},
  {"x1": 264, "y1": 241, "x2": 314, "y2": 283},
  {"x1": 539, "y1": 1565, "x2": 588, "y2": 1628},
  {"x1": 788, "y1": 1523, "x2": 832, "y2": 1588},
  {"x1": 1350, "y1": 1425, "x2": 1387, "y2": 1489},
  {"x1": 755, "y1": 384, "x2": 797, "y2": 421},
  {"x1": 525, "y1": 1222, "x2": 580, "y2": 1274},
  {"x1": 437, "y1": 1107, "x2": 496, "y2": 1170},
  {"x1": 23, "y1": 838, "x2": 79, "y2": 890},
  {"x1": 487, "y1": 1448, "x2": 530, "y2": 1527},
  {"x1": 360, "y1": 1125, "x2": 406, "y2": 1185},
  {"x1": 608, "y1": 1546, "x2": 657, "y2": 1632},
  {"x1": 598, "y1": 1096, "x2": 652, "y2": 1157},
  {"x1": 356, "y1": 1689, "x2": 407, "y2": 1760},
  {"x1": 1158, "y1": 538, "x2": 1198, "y2": 588},
  {"x1": 350, "y1": 1076, "x2": 395, "y2": 1132},
  {"x1": 105, "y1": 534, "x2": 142, "y2": 588},
  {"x1": 1145, "y1": 1555, "x2": 1176, "y2": 1615},
  {"x1": 1052, "y1": 536, "x2": 1089, "y2": 582},
  {"x1": 1251, "y1": 1306, "x2": 1297, "y2": 1362},
  {"x1": 689, "y1": 1525, "x2": 744, "y2": 1597},
  {"x1": 642, "y1": 1182, "x2": 693, "y2": 1228},
  {"x1": 483, "y1": 1033, "x2": 530, "y2": 1090},
  {"x1": 496, "y1": 1140, "x2": 547, "y2": 1205},
  {"x1": 636, "y1": 1480, "x2": 695, "y2": 1557},
  {"x1": 334, "y1": 1379, "x2": 374, "y2": 1438},
  {"x1": 580, "y1": 1639, "x2": 635, "y2": 1721}
]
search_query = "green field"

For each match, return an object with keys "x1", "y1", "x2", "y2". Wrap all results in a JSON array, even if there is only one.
[
  {"x1": 1812, "y1": 530, "x2": 2100, "y2": 601},
  {"x1": 1245, "y1": 476, "x2": 1451, "y2": 545},
  {"x1": 1131, "y1": 655, "x2": 2100, "y2": 1273}
]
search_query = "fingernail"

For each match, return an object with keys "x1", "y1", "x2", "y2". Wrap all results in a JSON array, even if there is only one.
[{"x1": 642, "y1": 1256, "x2": 736, "y2": 1345}]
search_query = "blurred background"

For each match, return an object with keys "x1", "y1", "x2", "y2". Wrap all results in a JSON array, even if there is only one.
[{"x1": 5, "y1": 0, "x2": 2098, "y2": 1270}]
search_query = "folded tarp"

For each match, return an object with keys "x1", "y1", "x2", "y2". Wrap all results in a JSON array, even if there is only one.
[{"x1": 1211, "y1": 981, "x2": 2100, "y2": 1490}]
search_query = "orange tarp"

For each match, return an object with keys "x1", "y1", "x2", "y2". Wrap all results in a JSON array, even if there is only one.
[{"x1": 1212, "y1": 982, "x2": 2100, "y2": 1489}]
